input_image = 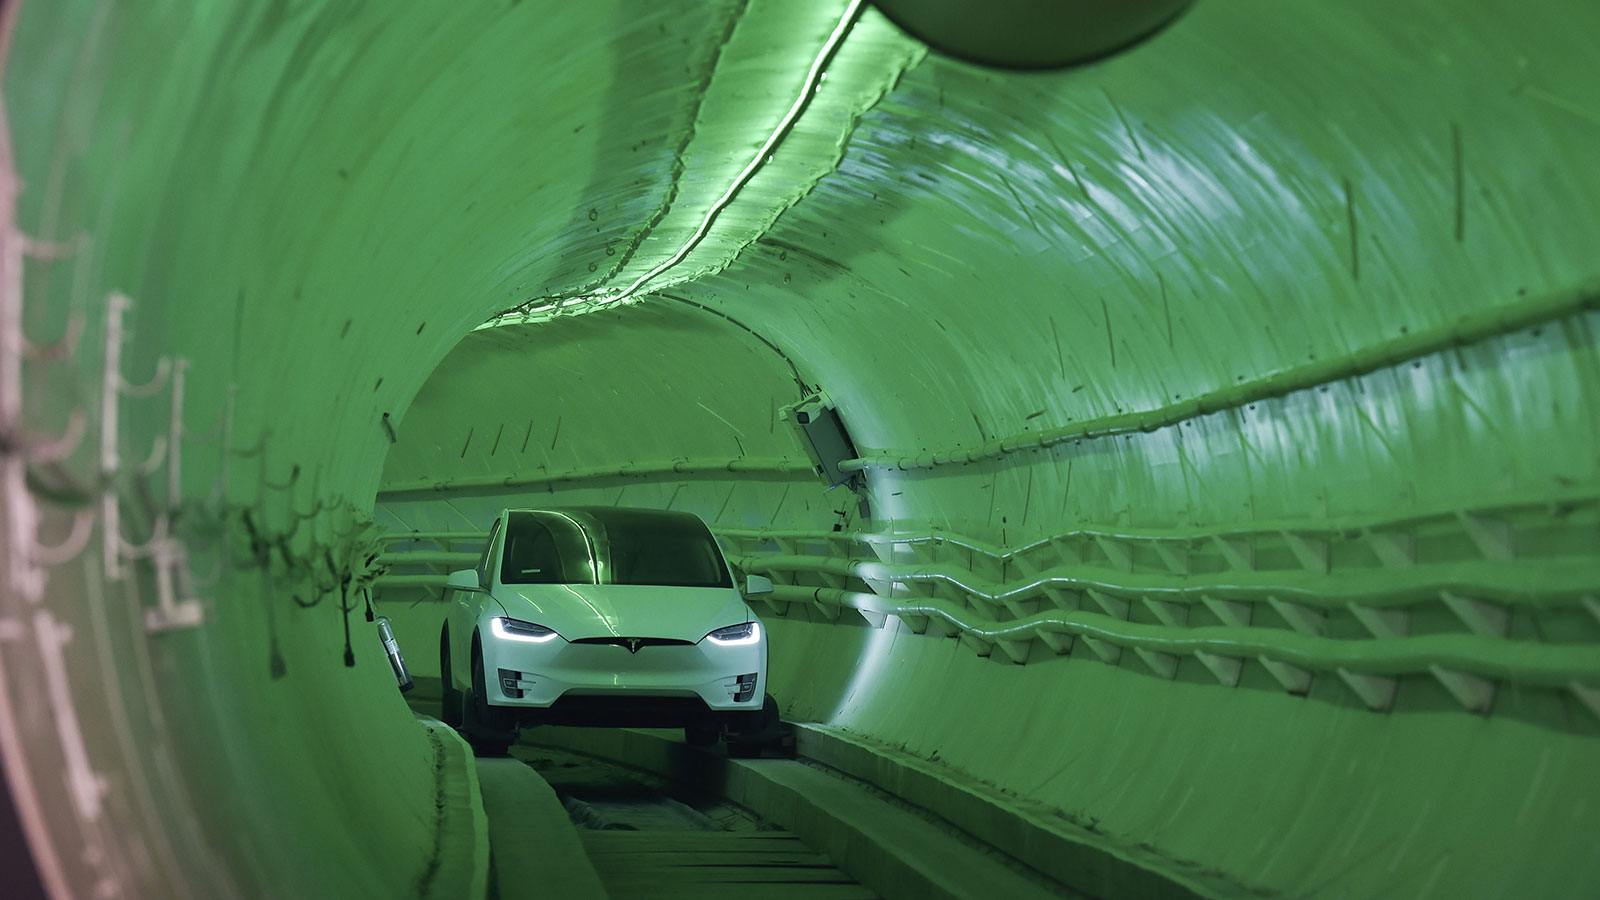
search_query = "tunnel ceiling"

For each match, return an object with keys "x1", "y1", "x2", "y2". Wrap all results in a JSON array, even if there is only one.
[
  {"x1": 379, "y1": 300, "x2": 819, "y2": 503},
  {"x1": 445, "y1": 0, "x2": 1600, "y2": 537},
  {"x1": 6, "y1": 0, "x2": 1600, "y2": 898}
]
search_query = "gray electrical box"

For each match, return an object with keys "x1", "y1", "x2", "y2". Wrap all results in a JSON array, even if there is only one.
[{"x1": 778, "y1": 391, "x2": 860, "y2": 487}]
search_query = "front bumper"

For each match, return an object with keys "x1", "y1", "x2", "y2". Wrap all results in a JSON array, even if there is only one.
[{"x1": 481, "y1": 631, "x2": 765, "y2": 714}]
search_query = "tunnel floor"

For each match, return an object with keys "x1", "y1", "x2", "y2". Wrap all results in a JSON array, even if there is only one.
[
  {"x1": 518, "y1": 745, "x2": 775, "y2": 832},
  {"x1": 577, "y1": 831, "x2": 876, "y2": 900},
  {"x1": 405, "y1": 684, "x2": 878, "y2": 899},
  {"x1": 511, "y1": 745, "x2": 877, "y2": 899},
  {"x1": 402, "y1": 682, "x2": 1086, "y2": 900}
]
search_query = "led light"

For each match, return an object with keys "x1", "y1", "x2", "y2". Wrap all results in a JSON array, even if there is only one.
[
  {"x1": 492, "y1": 617, "x2": 560, "y2": 643},
  {"x1": 609, "y1": 0, "x2": 862, "y2": 305},
  {"x1": 705, "y1": 621, "x2": 761, "y2": 646}
]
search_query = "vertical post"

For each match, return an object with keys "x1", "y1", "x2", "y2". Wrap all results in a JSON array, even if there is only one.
[{"x1": 100, "y1": 295, "x2": 126, "y2": 580}]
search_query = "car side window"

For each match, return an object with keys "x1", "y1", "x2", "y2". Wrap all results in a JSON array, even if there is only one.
[
  {"x1": 502, "y1": 515, "x2": 564, "y2": 584},
  {"x1": 476, "y1": 519, "x2": 502, "y2": 589}
]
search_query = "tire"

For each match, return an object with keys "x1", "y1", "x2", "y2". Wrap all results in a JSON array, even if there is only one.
[
  {"x1": 439, "y1": 630, "x2": 462, "y2": 728},
  {"x1": 684, "y1": 725, "x2": 719, "y2": 747},
  {"x1": 727, "y1": 694, "x2": 781, "y2": 757},
  {"x1": 463, "y1": 636, "x2": 516, "y2": 756}
]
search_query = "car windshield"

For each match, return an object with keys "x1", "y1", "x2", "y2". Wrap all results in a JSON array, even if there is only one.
[{"x1": 499, "y1": 508, "x2": 733, "y2": 588}]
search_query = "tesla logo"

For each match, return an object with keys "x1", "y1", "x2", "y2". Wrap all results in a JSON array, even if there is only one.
[{"x1": 626, "y1": 638, "x2": 642, "y2": 654}]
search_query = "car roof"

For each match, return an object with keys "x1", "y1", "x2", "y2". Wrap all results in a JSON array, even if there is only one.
[{"x1": 504, "y1": 506, "x2": 713, "y2": 529}]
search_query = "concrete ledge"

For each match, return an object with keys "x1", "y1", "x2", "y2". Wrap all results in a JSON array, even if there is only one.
[
  {"x1": 529, "y1": 727, "x2": 1076, "y2": 900},
  {"x1": 476, "y1": 757, "x2": 608, "y2": 900},
  {"x1": 790, "y1": 723, "x2": 1238, "y2": 900},
  {"x1": 418, "y1": 716, "x2": 490, "y2": 900}
]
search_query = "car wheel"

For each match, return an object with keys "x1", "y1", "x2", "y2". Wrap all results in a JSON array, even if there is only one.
[
  {"x1": 727, "y1": 694, "x2": 781, "y2": 757},
  {"x1": 684, "y1": 725, "x2": 719, "y2": 747},
  {"x1": 439, "y1": 630, "x2": 462, "y2": 728},
  {"x1": 463, "y1": 636, "x2": 516, "y2": 756}
]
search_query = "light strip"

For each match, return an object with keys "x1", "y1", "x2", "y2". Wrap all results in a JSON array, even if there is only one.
[
  {"x1": 613, "y1": 0, "x2": 863, "y2": 303},
  {"x1": 488, "y1": 0, "x2": 865, "y2": 326}
]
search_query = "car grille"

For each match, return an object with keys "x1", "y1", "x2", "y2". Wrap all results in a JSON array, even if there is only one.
[
  {"x1": 568, "y1": 637, "x2": 694, "y2": 649},
  {"x1": 533, "y1": 694, "x2": 716, "y2": 728}
]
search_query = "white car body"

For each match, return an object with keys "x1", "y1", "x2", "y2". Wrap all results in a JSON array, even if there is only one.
[{"x1": 441, "y1": 507, "x2": 771, "y2": 739}]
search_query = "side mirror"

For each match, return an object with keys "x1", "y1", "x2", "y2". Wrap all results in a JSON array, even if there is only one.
[
  {"x1": 745, "y1": 574, "x2": 773, "y2": 595},
  {"x1": 447, "y1": 569, "x2": 482, "y2": 592}
]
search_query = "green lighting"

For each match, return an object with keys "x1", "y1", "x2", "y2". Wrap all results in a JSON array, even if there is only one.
[{"x1": 5, "y1": 1, "x2": 1598, "y2": 898}]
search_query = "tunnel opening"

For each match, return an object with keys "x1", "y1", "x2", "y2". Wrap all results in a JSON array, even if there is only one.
[{"x1": 5, "y1": 0, "x2": 1600, "y2": 898}]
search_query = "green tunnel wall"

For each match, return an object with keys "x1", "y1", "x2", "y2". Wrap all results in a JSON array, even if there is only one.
[{"x1": 4, "y1": 1, "x2": 1598, "y2": 898}]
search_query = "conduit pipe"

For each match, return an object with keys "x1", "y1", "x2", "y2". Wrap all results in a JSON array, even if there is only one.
[
  {"x1": 765, "y1": 585, "x2": 1600, "y2": 697},
  {"x1": 719, "y1": 484, "x2": 1600, "y2": 554},
  {"x1": 739, "y1": 553, "x2": 1597, "y2": 612}
]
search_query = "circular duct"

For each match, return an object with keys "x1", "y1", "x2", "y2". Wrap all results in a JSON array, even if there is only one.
[{"x1": 869, "y1": 0, "x2": 1191, "y2": 68}]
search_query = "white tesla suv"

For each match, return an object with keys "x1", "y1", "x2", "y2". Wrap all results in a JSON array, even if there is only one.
[{"x1": 439, "y1": 506, "x2": 775, "y2": 753}]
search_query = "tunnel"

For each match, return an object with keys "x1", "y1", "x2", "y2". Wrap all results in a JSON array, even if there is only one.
[{"x1": 3, "y1": 0, "x2": 1598, "y2": 897}]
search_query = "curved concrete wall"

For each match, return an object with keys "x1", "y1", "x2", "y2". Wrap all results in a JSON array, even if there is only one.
[{"x1": 4, "y1": 1, "x2": 1597, "y2": 898}]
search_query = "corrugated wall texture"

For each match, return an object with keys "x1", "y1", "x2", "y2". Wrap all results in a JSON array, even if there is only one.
[{"x1": 4, "y1": 0, "x2": 1597, "y2": 897}]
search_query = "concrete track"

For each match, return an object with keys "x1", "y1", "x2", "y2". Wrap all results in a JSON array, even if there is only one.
[
  {"x1": 409, "y1": 673, "x2": 1078, "y2": 900},
  {"x1": 512, "y1": 743, "x2": 877, "y2": 899}
]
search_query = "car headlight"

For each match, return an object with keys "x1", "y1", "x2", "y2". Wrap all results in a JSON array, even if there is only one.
[
  {"x1": 704, "y1": 621, "x2": 761, "y2": 646},
  {"x1": 491, "y1": 617, "x2": 561, "y2": 643}
]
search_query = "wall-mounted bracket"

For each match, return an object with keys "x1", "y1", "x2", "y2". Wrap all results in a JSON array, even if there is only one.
[
  {"x1": 1036, "y1": 630, "x2": 1073, "y2": 655},
  {"x1": 1571, "y1": 681, "x2": 1600, "y2": 720},
  {"x1": 1210, "y1": 535, "x2": 1254, "y2": 571},
  {"x1": 1086, "y1": 587, "x2": 1129, "y2": 620},
  {"x1": 1091, "y1": 534, "x2": 1131, "y2": 572},
  {"x1": 1195, "y1": 651, "x2": 1243, "y2": 686},
  {"x1": 1266, "y1": 595, "x2": 1324, "y2": 636},
  {"x1": 1348, "y1": 602, "x2": 1408, "y2": 639},
  {"x1": 1440, "y1": 592, "x2": 1509, "y2": 637},
  {"x1": 1429, "y1": 665, "x2": 1495, "y2": 713},
  {"x1": 996, "y1": 638, "x2": 1030, "y2": 664},
  {"x1": 1152, "y1": 541, "x2": 1188, "y2": 575},
  {"x1": 1337, "y1": 668, "x2": 1397, "y2": 711},
  {"x1": 1260, "y1": 657, "x2": 1312, "y2": 694},
  {"x1": 1456, "y1": 511, "x2": 1515, "y2": 562},
  {"x1": 1281, "y1": 531, "x2": 1329, "y2": 573},
  {"x1": 1081, "y1": 635, "x2": 1122, "y2": 665},
  {"x1": 1362, "y1": 529, "x2": 1416, "y2": 569},
  {"x1": 1141, "y1": 596, "x2": 1188, "y2": 628},
  {"x1": 1133, "y1": 647, "x2": 1178, "y2": 679},
  {"x1": 1200, "y1": 594, "x2": 1251, "y2": 628},
  {"x1": 898, "y1": 613, "x2": 930, "y2": 635},
  {"x1": 958, "y1": 633, "x2": 993, "y2": 658}
]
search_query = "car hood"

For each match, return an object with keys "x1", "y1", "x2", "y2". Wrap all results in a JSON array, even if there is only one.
[{"x1": 490, "y1": 583, "x2": 752, "y2": 642}]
